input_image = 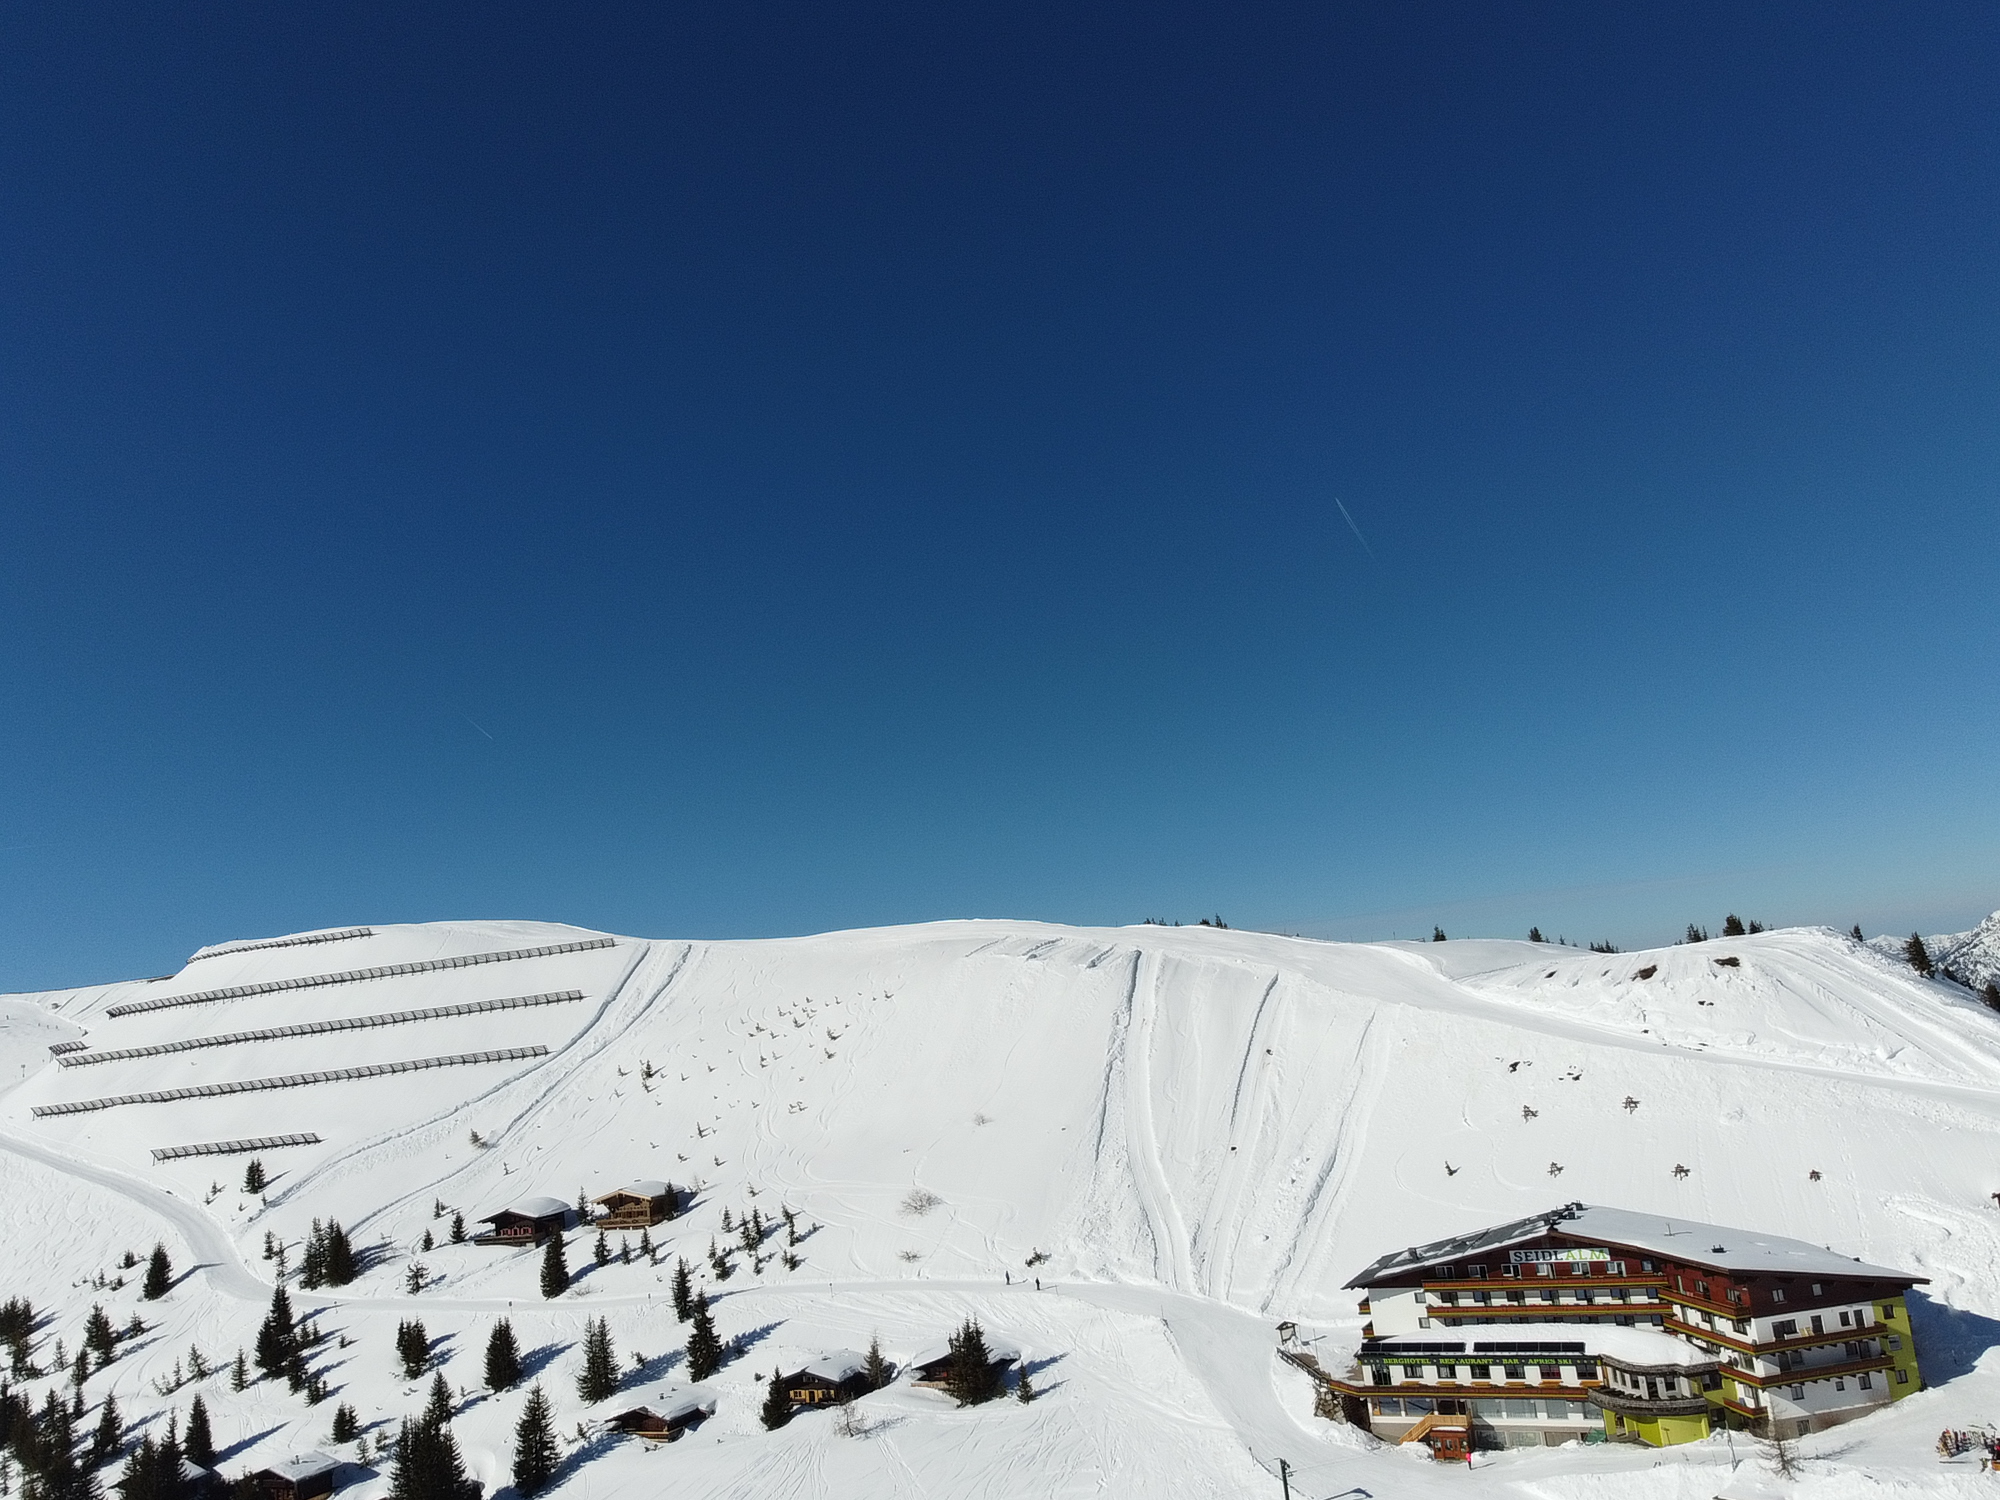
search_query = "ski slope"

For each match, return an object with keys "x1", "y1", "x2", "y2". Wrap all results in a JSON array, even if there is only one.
[{"x1": 5, "y1": 916, "x2": 2000, "y2": 1499}]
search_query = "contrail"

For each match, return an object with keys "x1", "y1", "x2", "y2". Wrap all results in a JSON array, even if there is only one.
[
  {"x1": 1334, "y1": 497, "x2": 1376, "y2": 562},
  {"x1": 462, "y1": 715, "x2": 496, "y2": 741}
]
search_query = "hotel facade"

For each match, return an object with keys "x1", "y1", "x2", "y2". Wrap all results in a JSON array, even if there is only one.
[{"x1": 1296, "y1": 1203, "x2": 1924, "y2": 1456}]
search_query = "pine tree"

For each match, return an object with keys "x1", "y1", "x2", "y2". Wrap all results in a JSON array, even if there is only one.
[
  {"x1": 242, "y1": 1160, "x2": 265, "y2": 1195},
  {"x1": 1685, "y1": 923, "x2": 1707, "y2": 944},
  {"x1": 864, "y1": 1334, "x2": 889, "y2": 1392},
  {"x1": 89, "y1": 1395, "x2": 121, "y2": 1466},
  {"x1": 538, "y1": 1236, "x2": 569, "y2": 1300},
  {"x1": 229, "y1": 1351, "x2": 247, "y2": 1393},
  {"x1": 944, "y1": 1319, "x2": 1003, "y2": 1407},
  {"x1": 1907, "y1": 932, "x2": 1935, "y2": 978},
  {"x1": 759, "y1": 1374, "x2": 791, "y2": 1430},
  {"x1": 181, "y1": 1397, "x2": 213, "y2": 1470},
  {"x1": 81, "y1": 1310, "x2": 114, "y2": 1373},
  {"x1": 483, "y1": 1320, "x2": 522, "y2": 1392},
  {"x1": 329, "y1": 1404, "x2": 359, "y2": 1445},
  {"x1": 322, "y1": 1223, "x2": 356, "y2": 1288},
  {"x1": 1983, "y1": 981, "x2": 2000, "y2": 1013},
  {"x1": 637, "y1": 1228, "x2": 654, "y2": 1261},
  {"x1": 685, "y1": 1294, "x2": 723, "y2": 1381},
  {"x1": 1723, "y1": 914, "x2": 1746, "y2": 937},
  {"x1": 395, "y1": 1319, "x2": 430, "y2": 1381},
  {"x1": 670, "y1": 1259, "x2": 692, "y2": 1322},
  {"x1": 1528, "y1": 927, "x2": 1544, "y2": 943},
  {"x1": 299, "y1": 1222, "x2": 325, "y2": 1290},
  {"x1": 510, "y1": 1386, "x2": 558, "y2": 1498},
  {"x1": 449, "y1": 1213, "x2": 466, "y2": 1245},
  {"x1": 419, "y1": 1230, "x2": 433, "y2": 1254},
  {"x1": 387, "y1": 1414, "x2": 473, "y2": 1500},
  {"x1": 720, "y1": 1208, "x2": 732, "y2": 1233},
  {"x1": 141, "y1": 1247, "x2": 170, "y2": 1302},
  {"x1": 593, "y1": 1233, "x2": 609, "y2": 1267},
  {"x1": 574, "y1": 1318, "x2": 618, "y2": 1405},
  {"x1": 1431, "y1": 926, "x2": 1446, "y2": 942},
  {"x1": 1016, "y1": 1367, "x2": 1035, "y2": 1403},
  {"x1": 424, "y1": 1373, "x2": 453, "y2": 1429},
  {"x1": 1851, "y1": 924, "x2": 1865, "y2": 941}
]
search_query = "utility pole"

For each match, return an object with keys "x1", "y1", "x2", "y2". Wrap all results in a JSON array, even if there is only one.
[{"x1": 1278, "y1": 1458, "x2": 1292, "y2": 1499}]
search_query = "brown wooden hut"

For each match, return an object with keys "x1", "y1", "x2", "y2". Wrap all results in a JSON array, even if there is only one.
[
  {"x1": 472, "y1": 1195, "x2": 570, "y2": 1246},
  {"x1": 605, "y1": 1385, "x2": 717, "y2": 1441},
  {"x1": 783, "y1": 1350, "x2": 871, "y2": 1406},
  {"x1": 247, "y1": 1453, "x2": 341, "y2": 1500},
  {"x1": 591, "y1": 1180, "x2": 676, "y2": 1230},
  {"x1": 907, "y1": 1335, "x2": 1021, "y2": 1388}
]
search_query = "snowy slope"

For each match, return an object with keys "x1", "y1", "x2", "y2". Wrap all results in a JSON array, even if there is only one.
[
  {"x1": 6, "y1": 917, "x2": 2000, "y2": 1500},
  {"x1": 1870, "y1": 909, "x2": 2000, "y2": 991}
]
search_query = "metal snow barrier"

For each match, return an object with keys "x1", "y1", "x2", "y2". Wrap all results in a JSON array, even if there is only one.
[
  {"x1": 105, "y1": 937, "x2": 617, "y2": 1017},
  {"x1": 30, "y1": 1047, "x2": 550, "y2": 1116},
  {"x1": 47, "y1": 1041, "x2": 87, "y2": 1055},
  {"x1": 189, "y1": 928, "x2": 376, "y2": 964},
  {"x1": 152, "y1": 1133, "x2": 323, "y2": 1162},
  {"x1": 60, "y1": 990, "x2": 585, "y2": 1066}
]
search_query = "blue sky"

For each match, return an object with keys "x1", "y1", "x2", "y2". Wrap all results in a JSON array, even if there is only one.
[{"x1": 3, "y1": 3, "x2": 1996, "y2": 988}]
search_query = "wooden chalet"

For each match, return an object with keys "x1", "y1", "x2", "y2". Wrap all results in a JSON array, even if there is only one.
[
  {"x1": 606, "y1": 1385, "x2": 717, "y2": 1441},
  {"x1": 907, "y1": 1335, "x2": 1021, "y2": 1388},
  {"x1": 472, "y1": 1195, "x2": 570, "y2": 1247},
  {"x1": 783, "y1": 1350, "x2": 871, "y2": 1406},
  {"x1": 248, "y1": 1453, "x2": 342, "y2": 1500},
  {"x1": 591, "y1": 1180, "x2": 677, "y2": 1230}
]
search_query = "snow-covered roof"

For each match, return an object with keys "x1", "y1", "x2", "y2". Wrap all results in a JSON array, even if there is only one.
[
  {"x1": 615, "y1": 1180, "x2": 670, "y2": 1198},
  {"x1": 264, "y1": 1453, "x2": 341, "y2": 1482},
  {"x1": 798, "y1": 1349, "x2": 867, "y2": 1383},
  {"x1": 1366, "y1": 1321, "x2": 1711, "y2": 1369},
  {"x1": 908, "y1": 1335, "x2": 1023, "y2": 1370},
  {"x1": 624, "y1": 1384, "x2": 717, "y2": 1423},
  {"x1": 1346, "y1": 1202, "x2": 1920, "y2": 1286},
  {"x1": 486, "y1": 1195, "x2": 569, "y2": 1221}
]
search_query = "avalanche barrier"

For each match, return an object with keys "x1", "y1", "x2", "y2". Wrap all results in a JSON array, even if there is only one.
[
  {"x1": 58, "y1": 990, "x2": 585, "y2": 1066},
  {"x1": 153, "y1": 1133, "x2": 323, "y2": 1162},
  {"x1": 105, "y1": 937, "x2": 617, "y2": 1017},
  {"x1": 31, "y1": 1047, "x2": 550, "y2": 1116},
  {"x1": 189, "y1": 927, "x2": 376, "y2": 963}
]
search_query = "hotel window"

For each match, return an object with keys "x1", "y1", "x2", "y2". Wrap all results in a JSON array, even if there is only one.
[
  {"x1": 1538, "y1": 1365, "x2": 1560, "y2": 1382},
  {"x1": 1436, "y1": 1290, "x2": 1458, "y2": 1306},
  {"x1": 1469, "y1": 1364, "x2": 1492, "y2": 1381},
  {"x1": 1838, "y1": 1310, "x2": 1850, "y2": 1327},
  {"x1": 1896, "y1": 1369, "x2": 1909, "y2": 1385},
  {"x1": 1536, "y1": 1263, "x2": 1553, "y2": 1278},
  {"x1": 1859, "y1": 1373, "x2": 1873, "y2": 1391},
  {"x1": 1370, "y1": 1366, "x2": 1390, "y2": 1385},
  {"x1": 1774, "y1": 1319, "x2": 1797, "y2": 1337},
  {"x1": 1811, "y1": 1283, "x2": 1823, "y2": 1296},
  {"x1": 1772, "y1": 1288, "x2": 1786, "y2": 1303},
  {"x1": 1466, "y1": 1264, "x2": 1486, "y2": 1279},
  {"x1": 1880, "y1": 1304, "x2": 1894, "y2": 1322},
  {"x1": 1888, "y1": 1336, "x2": 1902, "y2": 1351},
  {"x1": 1574, "y1": 1362, "x2": 1597, "y2": 1380},
  {"x1": 1374, "y1": 1397, "x2": 1403, "y2": 1416},
  {"x1": 1641, "y1": 1259, "x2": 1657, "y2": 1272},
  {"x1": 1695, "y1": 1281, "x2": 1709, "y2": 1298},
  {"x1": 1790, "y1": 1384, "x2": 1804, "y2": 1400},
  {"x1": 1435, "y1": 1365, "x2": 1458, "y2": 1381},
  {"x1": 1834, "y1": 1378, "x2": 1846, "y2": 1392},
  {"x1": 1607, "y1": 1261, "x2": 1626, "y2": 1276},
  {"x1": 1503, "y1": 1364, "x2": 1525, "y2": 1381}
]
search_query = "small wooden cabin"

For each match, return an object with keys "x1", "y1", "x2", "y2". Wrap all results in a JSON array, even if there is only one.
[
  {"x1": 907, "y1": 1335, "x2": 1021, "y2": 1388},
  {"x1": 591, "y1": 1180, "x2": 676, "y2": 1230},
  {"x1": 472, "y1": 1195, "x2": 570, "y2": 1246},
  {"x1": 606, "y1": 1385, "x2": 717, "y2": 1441},
  {"x1": 783, "y1": 1350, "x2": 871, "y2": 1406},
  {"x1": 249, "y1": 1453, "x2": 341, "y2": 1500}
]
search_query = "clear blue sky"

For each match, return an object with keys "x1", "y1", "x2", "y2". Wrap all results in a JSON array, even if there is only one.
[{"x1": 4, "y1": 3, "x2": 1996, "y2": 989}]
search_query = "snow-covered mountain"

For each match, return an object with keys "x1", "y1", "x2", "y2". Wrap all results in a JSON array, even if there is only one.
[
  {"x1": 4, "y1": 916, "x2": 2000, "y2": 1499},
  {"x1": 1869, "y1": 907, "x2": 2000, "y2": 991}
]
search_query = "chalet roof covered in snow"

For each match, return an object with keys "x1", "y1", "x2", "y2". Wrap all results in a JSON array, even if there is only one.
[
  {"x1": 619, "y1": 1180, "x2": 670, "y2": 1198},
  {"x1": 908, "y1": 1335, "x2": 1022, "y2": 1371},
  {"x1": 621, "y1": 1384, "x2": 716, "y2": 1423},
  {"x1": 486, "y1": 1195, "x2": 569, "y2": 1221},
  {"x1": 797, "y1": 1349, "x2": 867, "y2": 1383},
  {"x1": 263, "y1": 1453, "x2": 341, "y2": 1482},
  {"x1": 1345, "y1": 1202, "x2": 1922, "y2": 1287}
]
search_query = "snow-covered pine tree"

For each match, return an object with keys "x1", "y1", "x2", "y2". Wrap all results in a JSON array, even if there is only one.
[
  {"x1": 511, "y1": 1385, "x2": 559, "y2": 1498},
  {"x1": 484, "y1": 1320, "x2": 522, "y2": 1392},
  {"x1": 182, "y1": 1394, "x2": 214, "y2": 1469},
  {"x1": 242, "y1": 1160, "x2": 266, "y2": 1194},
  {"x1": 685, "y1": 1294, "x2": 723, "y2": 1381},
  {"x1": 593, "y1": 1232, "x2": 609, "y2": 1267},
  {"x1": 1723, "y1": 914, "x2": 1746, "y2": 937},
  {"x1": 141, "y1": 1246, "x2": 170, "y2": 1302},
  {"x1": 671, "y1": 1258, "x2": 692, "y2": 1322},
  {"x1": 864, "y1": 1334, "x2": 889, "y2": 1392},
  {"x1": 449, "y1": 1213, "x2": 465, "y2": 1245},
  {"x1": 89, "y1": 1393, "x2": 121, "y2": 1466},
  {"x1": 539, "y1": 1235, "x2": 569, "y2": 1300},
  {"x1": 759, "y1": 1374, "x2": 791, "y2": 1430},
  {"x1": 330, "y1": 1403, "x2": 359, "y2": 1444},
  {"x1": 574, "y1": 1318, "x2": 618, "y2": 1405},
  {"x1": 1907, "y1": 932, "x2": 1936, "y2": 978},
  {"x1": 945, "y1": 1320, "x2": 1003, "y2": 1407}
]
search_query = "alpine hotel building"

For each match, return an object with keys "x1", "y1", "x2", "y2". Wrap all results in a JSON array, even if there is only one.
[{"x1": 1310, "y1": 1203, "x2": 1924, "y2": 1456}]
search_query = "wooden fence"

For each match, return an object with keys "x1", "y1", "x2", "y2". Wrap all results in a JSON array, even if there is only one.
[
  {"x1": 152, "y1": 1133, "x2": 324, "y2": 1162},
  {"x1": 188, "y1": 928, "x2": 375, "y2": 964}
]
